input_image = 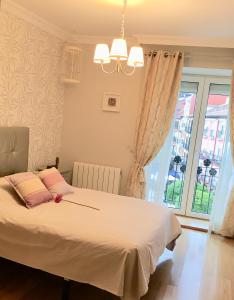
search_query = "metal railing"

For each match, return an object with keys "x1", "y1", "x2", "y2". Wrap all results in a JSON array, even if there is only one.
[{"x1": 164, "y1": 155, "x2": 218, "y2": 215}]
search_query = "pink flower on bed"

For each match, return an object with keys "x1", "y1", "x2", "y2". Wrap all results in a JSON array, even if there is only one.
[{"x1": 54, "y1": 194, "x2": 63, "y2": 203}]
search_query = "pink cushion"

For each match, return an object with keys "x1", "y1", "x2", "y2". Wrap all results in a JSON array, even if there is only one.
[
  {"x1": 6, "y1": 172, "x2": 52, "y2": 208},
  {"x1": 38, "y1": 167, "x2": 73, "y2": 196}
]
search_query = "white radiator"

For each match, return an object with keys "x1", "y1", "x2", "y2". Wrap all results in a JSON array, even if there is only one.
[{"x1": 72, "y1": 162, "x2": 121, "y2": 194}]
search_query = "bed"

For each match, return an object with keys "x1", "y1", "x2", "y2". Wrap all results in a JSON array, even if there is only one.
[{"x1": 0, "y1": 127, "x2": 181, "y2": 300}]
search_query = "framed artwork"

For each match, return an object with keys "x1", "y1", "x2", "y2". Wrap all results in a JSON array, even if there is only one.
[{"x1": 102, "y1": 93, "x2": 120, "y2": 112}]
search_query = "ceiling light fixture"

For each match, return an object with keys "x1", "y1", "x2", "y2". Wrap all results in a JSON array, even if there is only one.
[{"x1": 93, "y1": 0, "x2": 144, "y2": 76}]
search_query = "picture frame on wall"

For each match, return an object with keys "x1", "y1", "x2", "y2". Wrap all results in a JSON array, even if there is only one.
[{"x1": 102, "y1": 93, "x2": 120, "y2": 112}]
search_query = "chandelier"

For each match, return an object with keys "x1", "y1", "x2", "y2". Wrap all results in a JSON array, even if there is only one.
[{"x1": 93, "y1": 0, "x2": 144, "y2": 76}]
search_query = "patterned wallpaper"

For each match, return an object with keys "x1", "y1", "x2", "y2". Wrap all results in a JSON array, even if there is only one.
[{"x1": 0, "y1": 10, "x2": 64, "y2": 170}]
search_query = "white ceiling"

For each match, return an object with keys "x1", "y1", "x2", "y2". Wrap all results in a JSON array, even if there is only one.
[{"x1": 6, "y1": 0, "x2": 234, "y2": 40}]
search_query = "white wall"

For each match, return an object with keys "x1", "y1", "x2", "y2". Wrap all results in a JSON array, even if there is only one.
[
  {"x1": 145, "y1": 44, "x2": 234, "y2": 69},
  {"x1": 0, "y1": 10, "x2": 65, "y2": 170},
  {"x1": 60, "y1": 44, "x2": 143, "y2": 194},
  {"x1": 60, "y1": 44, "x2": 234, "y2": 194},
  {"x1": 1, "y1": 6, "x2": 233, "y2": 192}
]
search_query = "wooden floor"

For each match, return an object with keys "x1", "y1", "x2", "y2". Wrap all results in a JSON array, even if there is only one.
[{"x1": 0, "y1": 229, "x2": 234, "y2": 300}]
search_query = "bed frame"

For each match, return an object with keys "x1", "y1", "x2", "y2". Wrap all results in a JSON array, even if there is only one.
[{"x1": 0, "y1": 127, "x2": 71, "y2": 300}]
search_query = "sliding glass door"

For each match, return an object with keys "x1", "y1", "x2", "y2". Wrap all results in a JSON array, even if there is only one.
[{"x1": 146, "y1": 75, "x2": 231, "y2": 219}]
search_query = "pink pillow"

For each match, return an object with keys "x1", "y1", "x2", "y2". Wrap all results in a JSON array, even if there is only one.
[
  {"x1": 38, "y1": 167, "x2": 73, "y2": 196},
  {"x1": 6, "y1": 172, "x2": 52, "y2": 208}
]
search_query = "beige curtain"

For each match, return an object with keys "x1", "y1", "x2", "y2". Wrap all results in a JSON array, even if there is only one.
[
  {"x1": 230, "y1": 65, "x2": 234, "y2": 155},
  {"x1": 220, "y1": 65, "x2": 234, "y2": 237},
  {"x1": 126, "y1": 50, "x2": 184, "y2": 199}
]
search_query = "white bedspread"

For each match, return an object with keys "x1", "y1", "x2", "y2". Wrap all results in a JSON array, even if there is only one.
[{"x1": 0, "y1": 178, "x2": 181, "y2": 300}]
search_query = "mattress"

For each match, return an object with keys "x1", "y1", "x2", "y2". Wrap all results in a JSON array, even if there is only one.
[{"x1": 0, "y1": 177, "x2": 181, "y2": 300}]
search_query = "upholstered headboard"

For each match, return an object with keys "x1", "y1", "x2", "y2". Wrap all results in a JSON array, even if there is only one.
[{"x1": 0, "y1": 127, "x2": 29, "y2": 177}]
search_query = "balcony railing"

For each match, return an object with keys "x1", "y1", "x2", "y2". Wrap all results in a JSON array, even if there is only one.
[
  {"x1": 192, "y1": 158, "x2": 217, "y2": 214},
  {"x1": 164, "y1": 155, "x2": 218, "y2": 214}
]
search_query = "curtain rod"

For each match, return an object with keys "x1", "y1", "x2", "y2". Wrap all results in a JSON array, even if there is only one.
[
  {"x1": 145, "y1": 51, "x2": 234, "y2": 60},
  {"x1": 145, "y1": 51, "x2": 184, "y2": 58}
]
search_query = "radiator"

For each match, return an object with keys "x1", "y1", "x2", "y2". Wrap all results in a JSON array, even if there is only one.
[{"x1": 72, "y1": 162, "x2": 121, "y2": 194}]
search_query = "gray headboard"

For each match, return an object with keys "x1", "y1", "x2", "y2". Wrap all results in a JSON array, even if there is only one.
[{"x1": 0, "y1": 127, "x2": 29, "y2": 177}]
